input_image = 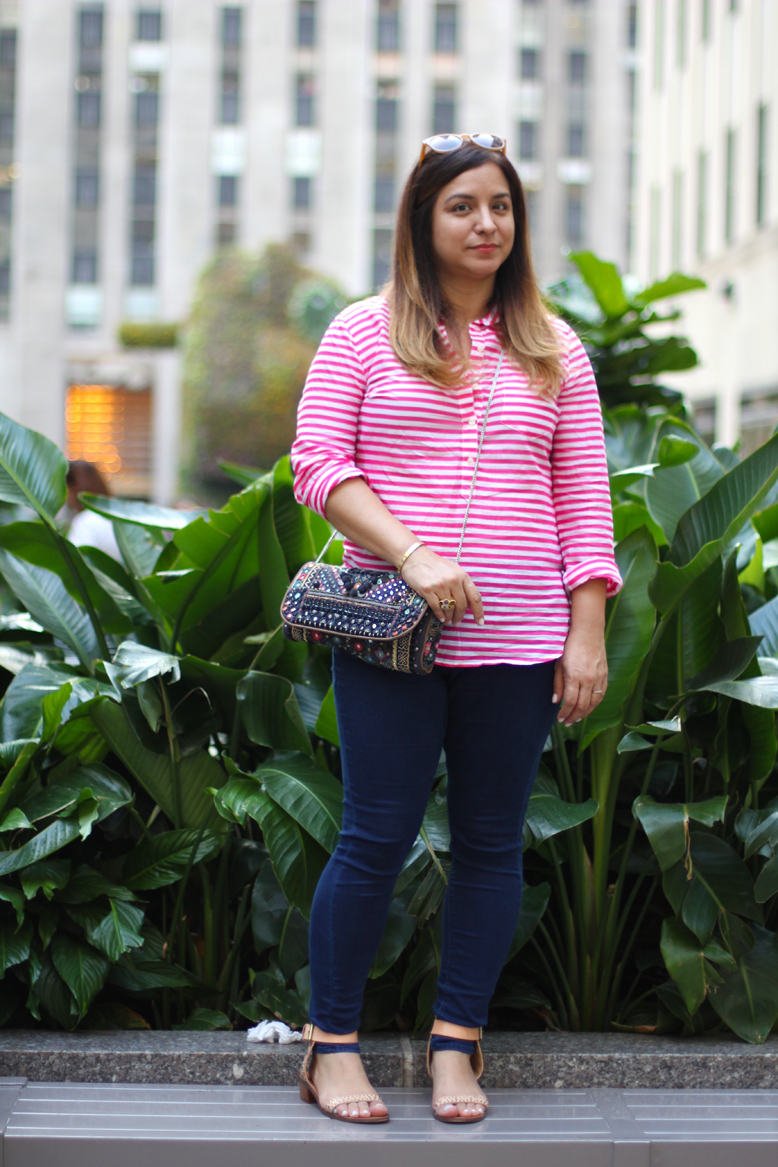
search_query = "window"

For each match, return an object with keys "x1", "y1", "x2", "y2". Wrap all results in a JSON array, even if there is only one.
[
  {"x1": 696, "y1": 149, "x2": 707, "y2": 257},
  {"x1": 0, "y1": 29, "x2": 16, "y2": 67},
  {"x1": 77, "y1": 91, "x2": 102, "y2": 129},
  {"x1": 291, "y1": 231, "x2": 311, "y2": 257},
  {"x1": 137, "y1": 9, "x2": 162, "y2": 40},
  {"x1": 219, "y1": 175, "x2": 238, "y2": 207},
  {"x1": 79, "y1": 7, "x2": 104, "y2": 48},
  {"x1": 565, "y1": 186, "x2": 584, "y2": 245},
  {"x1": 671, "y1": 168, "x2": 683, "y2": 267},
  {"x1": 76, "y1": 169, "x2": 100, "y2": 207},
  {"x1": 0, "y1": 259, "x2": 9, "y2": 296},
  {"x1": 131, "y1": 231, "x2": 155, "y2": 285},
  {"x1": 133, "y1": 164, "x2": 156, "y2": 205},
  {"x1": 702, "y1": 0, "x2": 711, "y2": 40},
  {"x1": 297, "y1": 1, "x2": 316, "y2": 47},
  {"x1": 372, "y1": 228, "x2": 393, "y2": 288},
  {"x1": 434, "y1": 3, "x2": 457, "y2": 54},
  {"x1": 135, "y1": 89, "x2": 159, "y2": 128},
  {"x1": 220, "y1": 73, "x2": 240, "y2": 123},
  {"x1": 0, "y1": 113, "x2": 13, "y2": 148},
  {"x1": 724, "y1": 127, "x2": 735, "y2": 243},
  {"x1": 0, "y1": 186, "x2": 12, "y2": 219},
  {"x1": 756, "y1": 104, "x2": 768, "y2": 227},
  {"x1": 295, "y1": 74, "x2": 315, "y2": 126},
  {"x1": 377, "y1": 0, "x2": 400, "y2": 51},
  {"x1": 66, "y1": 384, "x2": 153, "y2": 496},
  {"x1": 567, "y1": 123, "x2": 585, "y2": 157},
  {"x1": 72, "y1": 249, "x2": 98, "y2": 283},
  {"x1": 374, "y1": 175, "x2": 394, "y2": 212},
  {"x1": 293, "y1": 176, "x2": 311, "y2": 209},
  {"x1": 376, "y1": 86, "x2": 398, "y2": 132},
  {"x1": 222, "y1": 7, "x2": 242, "y2": 47},
  {"x1": 519, "y1": 47, "x2": 539, "y2": 79},
  {"x1": 568, "y1": 50, "x2": 587, "y2": 83},
  {"x1": 677, "y1": 0, "x2": 686, "y2": 66},
  {"x1": 519, "y1": 120, "x2": 538, "y2": 160},
  {"x1": 432, "y1": 84, "x2": 455, "y2": 134},
  {"x1": 217, "y1": 222, "x2": 236, "y2": 247},
  {"x1": 654, "y1": 0, "x2": 664, "y2": 88},
  {"x1": 627, "y1": 2, "x2": 637, "y2": 48}
]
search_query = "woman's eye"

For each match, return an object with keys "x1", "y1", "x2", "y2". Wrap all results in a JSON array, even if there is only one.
[{"x1": 453, "y1": 202, "x2": 470, "y2": 212}]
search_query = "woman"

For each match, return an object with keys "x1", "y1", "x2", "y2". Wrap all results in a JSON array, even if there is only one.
[{"x1": 290, "y1": 133, "x2": 621, "y2": 1125}]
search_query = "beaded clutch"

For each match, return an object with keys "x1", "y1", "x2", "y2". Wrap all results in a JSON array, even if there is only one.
[
  {"x1": 281, "y1": 351, "x2": 504, "y2": 676},
  {"x1": 281, "y1": 560, "x2": 443, "y2": 674}
]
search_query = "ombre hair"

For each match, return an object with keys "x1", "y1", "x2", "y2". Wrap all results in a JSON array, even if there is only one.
[{"x1": 386, "y1": 145, "x2": 564, "y2": 395}]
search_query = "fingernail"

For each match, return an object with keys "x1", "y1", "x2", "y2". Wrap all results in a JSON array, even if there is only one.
[
  {"x1": 477, "y1": 618, "x2": 485, "y2": 626},
  {"x1": 552, "y1": 694, "x2": 560, "y2": 703}
]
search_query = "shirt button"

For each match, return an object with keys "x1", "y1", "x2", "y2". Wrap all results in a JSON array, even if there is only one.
[
  {"x1": 467, "y1": 418, "x2": 477, "y2": 427},
  {"x1": 467, "y1": 457, "x2": 475, "y2": 465}
]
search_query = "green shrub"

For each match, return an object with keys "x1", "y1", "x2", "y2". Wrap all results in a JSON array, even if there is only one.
[{"x1": 118, "y1": 322, "x2": 180, "y2": 349}]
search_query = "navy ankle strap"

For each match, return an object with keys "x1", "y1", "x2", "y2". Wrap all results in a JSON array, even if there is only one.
[
  {"x1": 430, "y1": 1034, "x2": 476, "y2": 1056},
  {"x1": 314, "y1": 1041, "x2": 360, "y2": 1055}
]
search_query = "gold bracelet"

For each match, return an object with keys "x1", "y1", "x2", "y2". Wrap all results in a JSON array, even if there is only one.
[{"x1": 396, "y1": 541, "x2": 424, "y2": 572}]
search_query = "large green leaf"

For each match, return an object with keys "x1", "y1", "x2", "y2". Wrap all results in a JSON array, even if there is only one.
[
  {"x1": 645, "y1": 424, "x2": 723, "y2": 544},
  {"x1": 524, "y1": 772, "x2": 598, "y2": 847},
  {"x1": 370, "y1": 895, "x2": 417, "y2": 978},
  {"x1": 699, "y1": 676, "x2": 778, "y2": 709},
  {"x1": 651, "y1": 431, "x2": 778, "y2": 612},
  {"x1": 251, "y1": 860, "x2": 289, "y2": 955},
  {"x1": 0, "y1": 918, "x2": 33, "y2": 976},
  {"x1": 237, "y1": 672, "x2": 312, "y2": 756},
  {"x1": 633, "y1": 795, "x2": 727, "y2": 871},
  {"x1": 20, "y1": 763, "x2": 132, "y2": 825},
  {"x1": 88, "y1": 698, "x2": 226, "y2": 828},
  {"x1": 0, "y1": 410, "x2": 67, "y2": 519},
  {"x1": 660, "y1": 917, "x2": 709, "y2": 1015},
  {"x1": 256, "y1": 753, "x2": 343, "y2": 853},
  {"x1": 750, "y1": 596, "x2": 778, "y2": 656},
  {"x1": 122, "y1": 828, "x2": 224, "y2": 890},
  {"x1": 569, "y1": 251, "x2": 629, "y2": 319},
  {"x1": 111, "y1": 642, "x2": 181, "y2": 688},
  {"x1": 0, "y1": 522, "x2": 131, "y2": 634},
  {"x1": 507, "y1": 882, "x2": 551, "y2": 961},
  {"x1": 709, "y1": 924, "x2": 778, "y2": 1043},
  {"x1": 84, "y1": 900, "x2": 146, "y2": 961},
  {"x1": 80, "y1": 494, "x2": 199, "y2": 529},
  {"x1": 50, "y1": 933, "x2": 109, "y2": 1018},
  {"x1": 0, "y1": 818, "x2": 81, "y2": 878},
  {"x1": 0, "y1": 549, "x2": 100, "y2": 670},
  {"x1": 662, "y1": 833, "x2": 763, "y2": 936},
  {"x1": 271, "y1": 456, "x2": 317, "y2": 577},
  {"x1": 0, "y1": 664, "x2": 114, "y2": 741},
  {"x1": 251, "y1": 787, "x2": 329, "y2": 919},
  {"x1": 581, "y1": 526, "x2": 657, "y2": 747},
  {"x1": 633, "y1": 272, "x2": 707, "y2": 305}
]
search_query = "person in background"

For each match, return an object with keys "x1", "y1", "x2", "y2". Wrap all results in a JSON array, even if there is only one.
[{"x1": 65, "y1": 460, "x2": 122, "y2": 561}]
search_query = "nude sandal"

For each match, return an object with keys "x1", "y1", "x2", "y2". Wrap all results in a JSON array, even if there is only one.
[
  {"x1": 426, "y1": 1019, "x2": 489, "y2": 1124},
  {"x1": 298, "y1": 1023, "x2": 389, "y2": 1123}
]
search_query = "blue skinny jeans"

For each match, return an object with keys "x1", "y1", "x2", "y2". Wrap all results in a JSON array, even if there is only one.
[{"x1": 307, "y1": 649, "x2": 557, "y2": 1034}]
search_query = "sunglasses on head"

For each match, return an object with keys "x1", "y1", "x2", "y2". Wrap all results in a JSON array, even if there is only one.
[{"x1": 418, "y1": 132, "x2": 507, "y2": 166}]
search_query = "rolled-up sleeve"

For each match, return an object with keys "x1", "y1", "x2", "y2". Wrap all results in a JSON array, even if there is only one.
[
  {"x1": 290, "y1": 313, "x2": 368, "y2": 519},
  {"x1": 551, "y1": 327, "x2": 622, "y2": 598}
]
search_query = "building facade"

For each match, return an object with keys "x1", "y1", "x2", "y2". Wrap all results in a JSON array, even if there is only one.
[
  {"x1": 0, "y1": 0, "x2": 637, "y2": 501},
  {"x1": 634, "y1": 0, "x2": 777, "y2": 453}
]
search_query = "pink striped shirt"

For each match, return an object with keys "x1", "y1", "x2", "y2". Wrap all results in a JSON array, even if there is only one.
[{"x1": 291, "y1": 296, "x2": 622, "y2": 667}]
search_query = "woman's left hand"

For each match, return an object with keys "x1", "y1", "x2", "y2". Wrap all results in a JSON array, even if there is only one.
[{"x1": 553, "y1": 627, "x2": 608, "y2": 726}]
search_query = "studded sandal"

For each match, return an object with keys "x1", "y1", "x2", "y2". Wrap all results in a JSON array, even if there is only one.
[
  {"x1": 426, "y1": 1019, "x2": 489, "y2": 1124},
  {"x1": 298, "y1": 1023, "x2": 389, "y2": 1123}
]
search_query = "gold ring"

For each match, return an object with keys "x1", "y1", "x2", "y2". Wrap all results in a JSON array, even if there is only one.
[{"x1": 439, "y1": 598, "x2": 455, "y2": 612}]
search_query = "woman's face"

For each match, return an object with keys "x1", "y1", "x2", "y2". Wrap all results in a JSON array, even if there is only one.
[{"x1": 430, "y1": 161, "x2": 516, "y2": 286}]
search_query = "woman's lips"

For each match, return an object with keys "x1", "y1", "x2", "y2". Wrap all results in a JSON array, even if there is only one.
[{"x1": 471, "y1": 244, "x2": 498, "y2": 251}]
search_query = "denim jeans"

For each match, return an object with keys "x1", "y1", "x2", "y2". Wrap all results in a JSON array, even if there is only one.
[{"x1": 307, "y1": 648, "x2": 557, "y2": 1034}]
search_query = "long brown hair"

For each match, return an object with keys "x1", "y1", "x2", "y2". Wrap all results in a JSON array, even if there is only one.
[{"x1": 386, "y1": 145, "x2": 564, "y2": 395}]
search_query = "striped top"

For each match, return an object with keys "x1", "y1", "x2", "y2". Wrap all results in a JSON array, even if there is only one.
[{"x1": 291, "y1": 296, "x2": 622, "y2": 667}]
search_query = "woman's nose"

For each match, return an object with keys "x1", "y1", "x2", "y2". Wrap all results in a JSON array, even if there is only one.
[{"x1": 475, "y1": 208, "x2": 496, "y2": 232}]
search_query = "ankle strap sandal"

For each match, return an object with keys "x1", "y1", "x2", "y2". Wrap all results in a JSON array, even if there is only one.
[
  {"x1": 298, "y1": 1023, "x2": 389, "y2": 1124},
  {"x1": 426, "y1": 1020, "x2": 489, "y2": 1124}
]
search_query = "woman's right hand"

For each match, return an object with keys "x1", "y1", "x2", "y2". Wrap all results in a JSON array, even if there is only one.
[{"x1": 399, "y1": 546, "x2": 485, "y2": 627}]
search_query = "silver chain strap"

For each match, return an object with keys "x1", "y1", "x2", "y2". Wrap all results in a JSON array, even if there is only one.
[{"x1": 316, "y1": 350, "x2": 504, "y2": 567}]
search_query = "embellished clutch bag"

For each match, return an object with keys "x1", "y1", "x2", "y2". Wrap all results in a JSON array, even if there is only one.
[
  {"x1": 281, "y1": 560, "x2": 442, "y2": 674},
  {"x1": 281, "y1": 351, "x2": 504, "y2": 676}
]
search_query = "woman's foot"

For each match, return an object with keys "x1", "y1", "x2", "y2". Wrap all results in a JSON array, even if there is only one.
[
  {"x1": 429, "y1": 1048, "x2": 488, "y2": 1120},
  {"x1": 310, "y1": 1048, "x2": 389, "y2": 1120}
]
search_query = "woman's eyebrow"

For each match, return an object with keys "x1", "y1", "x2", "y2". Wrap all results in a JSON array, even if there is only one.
[{"x1": 444, "y1": 190, "x2": 511, "y2": 203}]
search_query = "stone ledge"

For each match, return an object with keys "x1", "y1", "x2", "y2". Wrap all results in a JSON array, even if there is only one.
[{"x1": 0, "y1": 1030, "x2": 777, "y2": 1089}]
